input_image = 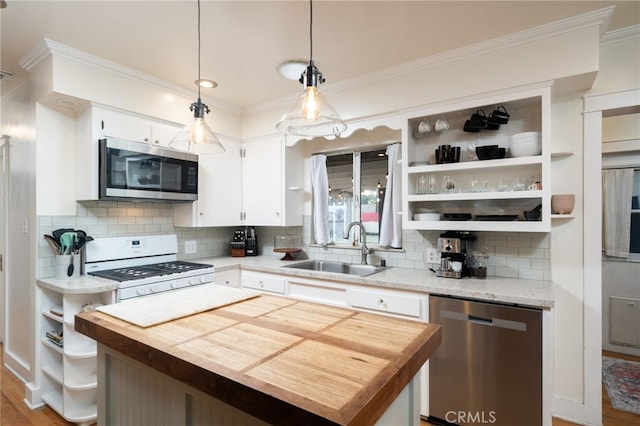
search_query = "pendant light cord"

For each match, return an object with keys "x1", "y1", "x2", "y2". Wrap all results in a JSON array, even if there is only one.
[
  {"x1": 309, "y1": 0, "x2": 313, "y2": 63},
  {"x1": 197, "y1": 0, "x2": 202, "y2": 99}
]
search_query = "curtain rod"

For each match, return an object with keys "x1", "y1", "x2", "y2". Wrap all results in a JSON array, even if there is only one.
[{"x1": 602, "y1": 165, "x2": 640, "y2": 171}]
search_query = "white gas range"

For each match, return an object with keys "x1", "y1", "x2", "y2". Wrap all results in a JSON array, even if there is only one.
[{"x1": 84, "y1": 234, "x2": 214, "y2": 302}]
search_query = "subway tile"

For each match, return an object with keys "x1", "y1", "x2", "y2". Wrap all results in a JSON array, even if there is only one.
[
  {"x1": 518, "y1": 247, "x2": 545, "y2": 259},
  {"x1": 506, "y1": 236, "x2": 532, "y2": 248},
  {"x1": 52, "y1": 216, "x2": 77, "y2": 226},
  {"x1": 107, "y1": 224, "x2": 128, "y2": 234},
  {"x1": 76, "y1": 216, "x2": 98, "y2": 226},
  {"x1": 143, "y1": 208, "x2": 161, "y2": 217},
  {"x1": 507, "y1": 257, "x2": 531, "y2": 268},
  {"x1": 518, "y1": 268, "x2": 544, "y2": 280},
  {"x1": 494, "y1": 266, "x2": 518, "y2": 278},
  {"x1": 116, "y1": 216, "x2": 136, "y2": 225},
  {"x1": 108, "y1": 208, "x2": 127, "y2": 217},
  {"x1": 87, "y1": 207, "x2": 109, "y2": 217},
  {"x1": 494, "y1": 246, "x2": 518, "y2": 257},
  {"x1": 144, "y1": 224, "x2": 162, "y2": 233},
  {"x1": 126, "y1": 208, "x2": 144, "y2": 217},
  {"x1": 531, "y1": 259, "x2": 550, "y2": 270},
  {"x1": 397, "y1": 259, "x2": 416, "y2": 269},
  {"x1": 97, "y1": 216, "x2": 118, "y2": 225}
]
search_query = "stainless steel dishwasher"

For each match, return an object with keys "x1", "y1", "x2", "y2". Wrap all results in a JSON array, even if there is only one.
[{"x1": 428, "y1": 295, "x2": 542, "y2": 426}]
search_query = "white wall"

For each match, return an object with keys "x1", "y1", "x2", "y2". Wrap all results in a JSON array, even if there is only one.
[{"x1": 0, "y1": 81, "x2": 38, "y2": 383}]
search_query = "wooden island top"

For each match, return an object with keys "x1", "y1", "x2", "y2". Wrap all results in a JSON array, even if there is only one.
[{"x1": 75, "y1": 292, "x2": 441, "y2": 425}]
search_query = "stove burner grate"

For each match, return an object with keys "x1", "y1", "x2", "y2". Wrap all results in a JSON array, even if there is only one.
[{"x1": 89, "y1": 261, "x2": 212, "y2": 282}]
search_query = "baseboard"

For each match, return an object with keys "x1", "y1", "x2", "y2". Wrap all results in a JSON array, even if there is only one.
[
  {"x1": 23, "y1": 381, "x2": 43, "y2": 410},
  {"x1": 552, "y1": 396, "x2": 601, "y2": 426}
]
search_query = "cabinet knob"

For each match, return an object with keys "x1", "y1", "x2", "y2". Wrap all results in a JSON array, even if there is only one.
[
  {"x1": 144, "y1": 137, "x2": 149, "y2": 142},
  {"x1": 199, "y1": 212, "x2": 204, "y2": 216},
  {"x1": 154, "y1": 140, "x2": 160, "y2": 144}
]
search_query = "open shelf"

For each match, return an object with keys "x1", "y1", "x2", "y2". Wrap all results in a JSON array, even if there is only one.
[{"x1": 402, "y1": 84, "x2": 552, "y2": 233}]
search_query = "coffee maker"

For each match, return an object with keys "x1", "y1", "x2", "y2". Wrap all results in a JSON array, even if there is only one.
[{"x1": 435, "y1": 231, "x2": 476, "y2": 279}]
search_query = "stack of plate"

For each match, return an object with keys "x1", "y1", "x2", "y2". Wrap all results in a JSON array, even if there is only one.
[{"x1": 413, "y1": 209, "x2": 441, "y2": 221}]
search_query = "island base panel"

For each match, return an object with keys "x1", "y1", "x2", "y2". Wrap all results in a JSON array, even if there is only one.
[{"x1": 97, "y1": 344, "x2": 419, "y2": 426}]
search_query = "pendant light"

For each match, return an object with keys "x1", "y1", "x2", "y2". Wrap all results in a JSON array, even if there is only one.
[
  {"x1": 170, "y1": 0, "x2": 225, "y2": 155},
  {"x1": 276, "y1": 0, "x2": 347, "y2": 138}
]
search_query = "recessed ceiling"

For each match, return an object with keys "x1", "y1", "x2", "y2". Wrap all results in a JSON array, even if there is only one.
[{"x1": 1, "y1": 1, "x2": 639, "y2": 111}]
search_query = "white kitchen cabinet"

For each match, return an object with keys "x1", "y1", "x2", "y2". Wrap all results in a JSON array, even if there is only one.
[
  {"x1": 37, "y1": 285, "x2": 114, "y2": 426},
  {"x1": 79, "y1": 104, "x2": 182, "y2": 146},
  {"x1": 241, "y1": 136, "x2": 304, "y2": 226},
  {"x1": 174, "y1": 139, "x2": 242, "y2": 227},
  {"x1": 287, "y1": 277, "x2": 349, "y2": 307},
  {"x1": 282, "y1": 274, "x2": 427, "y2": 321},
  {"x1": 175, "y1": 135, "x2": 303, "y2": 227},
  {"x1": 402, "y1": 83, "x2": 552, "y2": 232},
  {"x1": 241, "y1": 271, "x2": 286, "y2": 294},
  {"x1": 214, "y1": 268, "x2": 241, "y2": 288},
  {"x1": 349, "y1": 287, "x2": 427, "y2": 320}
]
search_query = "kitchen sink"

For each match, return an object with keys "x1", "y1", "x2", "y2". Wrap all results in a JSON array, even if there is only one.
[{"x1": 283, "y1": 260, "x2": 388, "y2": 277}]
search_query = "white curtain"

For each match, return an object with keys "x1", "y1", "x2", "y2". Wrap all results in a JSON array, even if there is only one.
[
  {"x1": 311, "y1": 154, "x2": 330, "y2": 245},
  {"x1": 379, "y1": 143, "x2": 402, "y2": 248},
  {"x1": 602, "y1": 168, "x2": 634, "y2": 257}
]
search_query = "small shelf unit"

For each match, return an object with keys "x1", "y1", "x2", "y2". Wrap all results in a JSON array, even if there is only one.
[{"x1": 37, "y1": 283, "x2": 115, "y2": 426}]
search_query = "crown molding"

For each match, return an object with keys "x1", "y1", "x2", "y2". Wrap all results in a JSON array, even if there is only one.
[
  {"x1": 18, "y1": 38, "x2": 242, "y2": 115},
  {"x1": 248, "y1": 6, "x2": 616, "y2": 115},
  {"x1": 17, "y1": 6, "x2": 617, "y2": 118},
  {"x1": 601, "y1": 24, "x2": 640, "y2": 46}
]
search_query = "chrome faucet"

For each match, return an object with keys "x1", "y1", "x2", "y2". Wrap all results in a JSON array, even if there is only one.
[{"x1": 344, "y1": 221, "x2": 373, "y2": 265}]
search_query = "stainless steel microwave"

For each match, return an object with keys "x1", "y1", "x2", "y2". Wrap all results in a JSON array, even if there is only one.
[{"x1": 99, "y1": 138, "x2": 198, "y2": 201}]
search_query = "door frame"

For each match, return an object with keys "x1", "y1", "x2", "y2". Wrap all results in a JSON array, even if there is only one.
[
  {"x1": 582, "y1": 88, "x2": 640, "y2": 424},
  {"x1": 0, "y1": 135, "x2": 8, "y2": 344}
]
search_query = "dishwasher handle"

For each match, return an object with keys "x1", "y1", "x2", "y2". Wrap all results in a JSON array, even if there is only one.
[
  {"x1": 439, "y1": 309, "x2": 527, "y2": 332},
  {"x1": 468, "y1": 314, "x2": 493, "y2": 326}
]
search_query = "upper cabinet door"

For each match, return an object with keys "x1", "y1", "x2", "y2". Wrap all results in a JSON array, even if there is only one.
[
  {"x1": 149, "y1": 122, "x2": 182, "y2": 148},
  {"x1": 99, "y1": 108, "x2": 153, "y2": 143},
  {"x1": 241, "y1": 136, "x2": 304, "y2": 227},
  {"x1": 174, "y1": 139, "x2": 242, "y2": 227},
  {"x1": 242, "y1": 137, "x2": 284, "y2": 226}
]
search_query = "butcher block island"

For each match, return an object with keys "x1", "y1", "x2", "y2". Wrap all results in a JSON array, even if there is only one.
[{"x1": 75, "y1": 285, "x2": 441, "y2": 426}]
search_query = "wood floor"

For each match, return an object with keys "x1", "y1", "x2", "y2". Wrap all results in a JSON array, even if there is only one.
[
  {"x1": 1, "y1": 344, "x2": 74, "y2": 425},
  {"x1": 2, "y1": 344, "x2": 639, "y2": 425}
]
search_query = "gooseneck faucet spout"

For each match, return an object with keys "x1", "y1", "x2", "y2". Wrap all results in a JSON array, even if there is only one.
[{"x1": 344, "y1": 221, "x2": 373, "y2": 265}]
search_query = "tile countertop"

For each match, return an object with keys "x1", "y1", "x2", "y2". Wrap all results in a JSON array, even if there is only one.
[{"x1": 197, "y1": 256, "x2": 555, "y2": 309}]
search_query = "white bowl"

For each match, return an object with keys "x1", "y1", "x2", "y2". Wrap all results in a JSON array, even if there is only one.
[
  {"x1": 509, "y1": 132, "x2": 541, "y2": 157},
  {"x1": 414, "y1": 212, "x2": 441, "y2": 221}
]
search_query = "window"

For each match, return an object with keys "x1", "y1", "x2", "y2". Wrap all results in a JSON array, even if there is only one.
[
  {"x1": 630, "y1": 169, "x2": 640, "y2": 260},
  {"x1": 326, "y1": 149, "x2": 388, "y2": 245}
]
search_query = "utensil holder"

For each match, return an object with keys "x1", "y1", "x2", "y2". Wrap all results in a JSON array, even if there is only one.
[{"x1": 55, "y1": 254, "x2": 80, "y2": 279}]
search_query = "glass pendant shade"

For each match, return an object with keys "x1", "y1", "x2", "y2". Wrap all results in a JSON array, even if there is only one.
[
  {"x1": 277, "y1": 63, "x2": 347, "y2": 137},
  {"x1": 170, "y1": 98, "x2": 225, "y2": 155},
  {"x1": 171, "y1": 0, "x2": 224, "y2": 155}
]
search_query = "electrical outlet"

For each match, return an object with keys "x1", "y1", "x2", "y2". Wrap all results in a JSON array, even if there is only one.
[
  {"x1": 185, "y1": 240, "x2": 197, "y2": 254},
  {"x1": 426, "y1": 248, "x2": 438, "y2": 263}
]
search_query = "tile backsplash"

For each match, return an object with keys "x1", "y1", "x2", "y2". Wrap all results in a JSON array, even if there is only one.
[{"x1": 37, "y1": 203, "x2": 549, "y2": 281}]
